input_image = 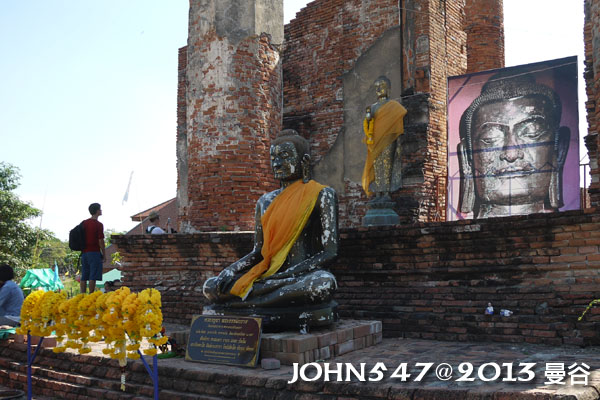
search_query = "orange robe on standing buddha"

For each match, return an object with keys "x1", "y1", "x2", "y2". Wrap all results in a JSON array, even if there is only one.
[{"x1": 362, "y1": 100, "x2": 407, "y2": 196}]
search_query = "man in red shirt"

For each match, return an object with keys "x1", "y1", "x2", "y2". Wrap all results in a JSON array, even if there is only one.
[{"x1": 80, "y1": 203, "x2": 105, "y2": 293}]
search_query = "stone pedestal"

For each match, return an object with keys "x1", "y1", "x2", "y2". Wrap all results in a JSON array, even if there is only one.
[
  {"x1": 172, "y1": 319, "x2": 383, "y2": 366},
  {"x1": 362, "y1": 200, "x2": 400, "y2": 226},
  {"x1": 204, "y1": 300, "x2": 338, "y2": 333},
  {"x1": 260, "y1": 320, "x2": 382, "y2": 365}
]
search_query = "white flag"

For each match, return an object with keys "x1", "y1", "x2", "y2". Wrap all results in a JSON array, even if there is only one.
[{"x1": 122, "y1": 171, "x2": 134, "y2": 205}]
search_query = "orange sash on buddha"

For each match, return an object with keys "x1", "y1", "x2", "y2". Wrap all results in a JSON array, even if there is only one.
[
  {"x1": 361, "y1": 100, "x2": 407, "y2": 196},
  {"x1": 229, "y1": 179, "x2": 326, "y2": 299}
]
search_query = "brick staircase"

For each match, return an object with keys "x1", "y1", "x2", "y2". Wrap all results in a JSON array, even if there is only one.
[
  {"x1": 0, "y1": 320, "x2": 385, "y2": 399},
  {"x1": 0, "y1": 342, "x2": 204, "y2": 400},
  {"x1": 4, "y1": 335, "x2": 594, "y2": 400},
  {"x1": 0, "y1": 340, "x2": 323, "y2": 400}
]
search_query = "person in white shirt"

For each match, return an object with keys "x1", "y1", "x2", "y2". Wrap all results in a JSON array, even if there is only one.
[{"x1": 146, "y1": 211, "x2": 167, "y2": 234}]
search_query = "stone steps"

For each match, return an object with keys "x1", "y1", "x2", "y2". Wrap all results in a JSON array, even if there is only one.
[
  {"x1": 0, "y1": 359, "x2": 216, "y2": 400},
  {"x1": 0, "y1": 344, "x2": 205, "y2": 400},
  {"x1": 0, "y1": 358, "x2": 144, "y2": 399},
  {"x1": 3, "y1": 337, "x2": 592, "y2": 400},
  {"x1": 0, "y1": 343, "x2": 302, "y2": 399}
]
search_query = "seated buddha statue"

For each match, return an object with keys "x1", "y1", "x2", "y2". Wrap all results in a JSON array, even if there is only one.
[{"x1": 203, "y1": 129, "x2": 339, "y2": 331}]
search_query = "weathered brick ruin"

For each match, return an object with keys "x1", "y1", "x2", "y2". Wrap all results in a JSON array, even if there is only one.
[
  {"x1": 176, "y1": 0, "x2": 282, "y2": 232},
  {"x1": 111, "y1": 0, "x2": 600, "y2": 347},
  {"x1": 177, "y1": 0, "x2": 505, "y2": 231},
  {"x1": 585, "y1": 0, "x2": 600, "y2": 206},
  {"x1": 464, "y1": 0, "x2": 505, "y2": 74}
]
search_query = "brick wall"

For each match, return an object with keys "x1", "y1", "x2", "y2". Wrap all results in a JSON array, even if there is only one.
[
  {"x1": 283, "y1": 0, "x2": 476, "y2": 226},
  {"x1": 334, "y1": 209, "x2": 600, "y2": 346},
  {"x1": 414, "y1": 0, "x2": 467, "y2": 221},
  {"x1": 464, "y1": 0, "x2": 505, "y2": 73},
  {"x1": 177, "y1": 0, "x2": 282, "y2": 233},
  {"x1": 113, "y1": 232, "x2": 253, "y2": 322},
  {"x1": 283, "y1": 0, "x2": 401, "y2": 227},
  {"x1": 283, "y1": 0, "x2": 401, "y2": 163},
  {"x1": 585, "y1": 0, "x2": 600, "y2": 206},
  {"x1": 113, "y1": 209, "x2": 600, "y2": 346},
  {"x1": 176, "y1": 45, "x2": 187, "y2": 226}
]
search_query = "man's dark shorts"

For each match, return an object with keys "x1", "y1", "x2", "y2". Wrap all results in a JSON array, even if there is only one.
[{"x1": 81, "y1": 252, "x2": 103, "y2": 281}]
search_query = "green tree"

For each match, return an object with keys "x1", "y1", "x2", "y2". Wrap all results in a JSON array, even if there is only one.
[
  {"x1": 104, "y1": 229, "x2": 126, "y2": 269},
  {"x1": 0, "y1": 162, "x2": 49, "y2": 278},
  {"x1": 62, "y1": 249, "x2": 81, "y2": 277},
  {"x1": 104, "y1": 229, "x2": 126, "y2": 247},
  {"x1": 34, "y1": 235, "x2": 80, "y2": 277},
  {"x1": 35, "y1": 236, "x2": 67, "y2": 268}
]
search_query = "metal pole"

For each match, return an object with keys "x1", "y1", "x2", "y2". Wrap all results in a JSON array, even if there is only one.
[
  {"x1": 137, "y1": 349, "x2": 159, "y2": 399},
  {"x1": 27, "y1": 332, "x2": 31, "y2": 400},
  {"x1": 26, "y1": 332, "x2": 45, "y2": 400},
  {"x1": 153, "y1": 354, "x2": 158, "y2": 400}
]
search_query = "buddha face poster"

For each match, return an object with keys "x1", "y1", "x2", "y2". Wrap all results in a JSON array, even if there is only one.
[{"x1": 446, "y1": 56, "x2": 580, "y2": 221}]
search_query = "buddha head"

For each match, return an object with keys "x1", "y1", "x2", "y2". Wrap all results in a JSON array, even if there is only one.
[
  {"x1": 374, "y1": 76, "x2": 391, "y2": 102},
  {"x1": 458, "y1": 72, "x2": 570, "y2": 218},
  {"x1": 271, "y1": 129, "x2": 311, "y2": 183}
]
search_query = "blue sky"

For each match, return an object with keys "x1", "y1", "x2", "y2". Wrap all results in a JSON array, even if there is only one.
[{"x1": 0, "y1": 0, "x2": 585, "y2": 240}]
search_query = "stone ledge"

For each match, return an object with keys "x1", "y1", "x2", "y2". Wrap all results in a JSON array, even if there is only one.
[
  {"x1": 2, "y1": 337, "x2": 600, "y2": 399},
  {"x1": 173, "y1": 319, "x2": 382, "y2": 366},
  {"x1": 12, "y1": 334, "x2": 57, "y2": 348}
]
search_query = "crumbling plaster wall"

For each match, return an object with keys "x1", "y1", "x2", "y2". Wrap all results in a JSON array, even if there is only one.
[{"x1": 283, "y1": 0, "x2": 474, "y2": 226}]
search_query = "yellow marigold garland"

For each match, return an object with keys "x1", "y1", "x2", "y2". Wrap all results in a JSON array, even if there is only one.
[
  {"x1": 18, "y1": 286, "x2": 166, "y2": 379},
  {"x1": 136, "y1": 288, "x2": 167, "y2": 355},
  {"x1": 363, "y1": 117, "x2": 374, "y2": 145},
  {"x1": 76, "y1": 291, "x2": 103, "y2": 353},
  {"x1": 65, "y1": 294, "x2": 85, "y2": 350},
  {"x1": 42, "y1": 291, "x2": 66, "y2": 335},
  {"x1": 16, "y1": 290, "x2": 44, "y2": 336},
  {"x1": 52, "y1": 294, "x2": 72, "y2": 353}
]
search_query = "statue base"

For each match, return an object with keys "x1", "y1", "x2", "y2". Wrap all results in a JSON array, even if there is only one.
[
  {"x1": 362, "y1": 200, "x2": 400, "y2": 226},
  {"x1": 172, "y1": 319, "x2": 383, "y2": 365},
  {"x1": 203, "y1": 300, "x2": 338, "y2": 333},
  {"x1": 260, "y1": 319, "x2": 382, "y2": 365}
]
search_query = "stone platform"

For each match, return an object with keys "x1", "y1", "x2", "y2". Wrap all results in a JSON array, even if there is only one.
[
  {"x1": 260, "y1": 320, "x2": 382, "y2": 365},
  {"x1": 174, "y1": 319, "x2": 383, "y2": 365},
  {"x1": 2, "y1": 327, "x2": 600, "y2": 399}
]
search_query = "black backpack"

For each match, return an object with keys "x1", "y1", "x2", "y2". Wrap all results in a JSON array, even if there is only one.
[{"x1": 68, "y1": 222, "x2": 86, "y2": 251}]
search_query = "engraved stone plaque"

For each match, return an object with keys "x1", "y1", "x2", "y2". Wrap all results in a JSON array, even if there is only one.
[{"x1": 185, "y1": 315, "x2": 262, "y2": 367}]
